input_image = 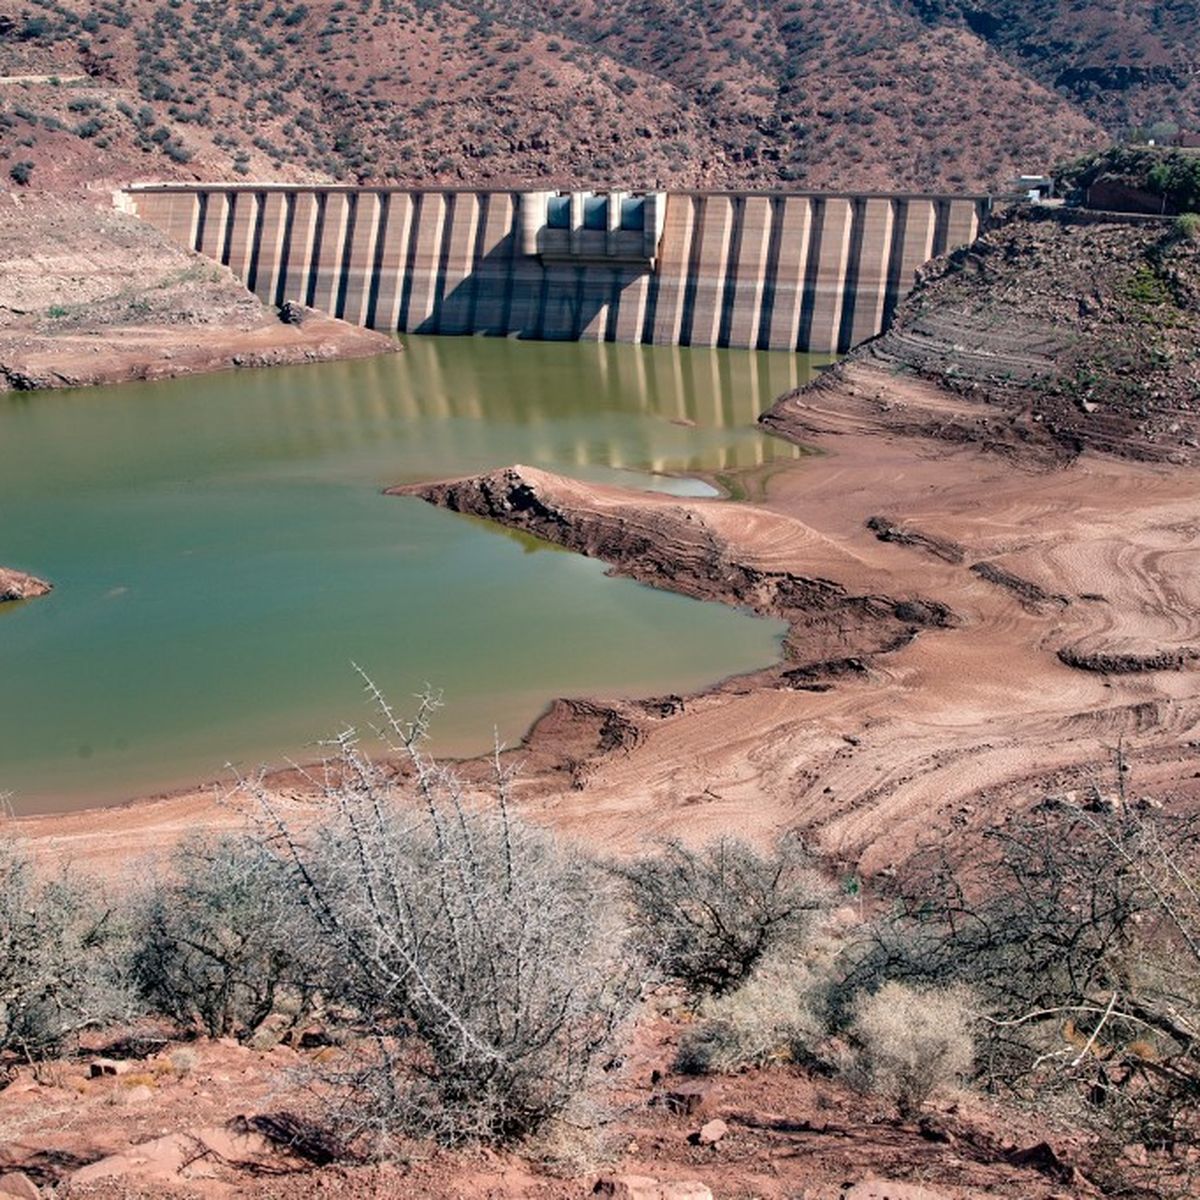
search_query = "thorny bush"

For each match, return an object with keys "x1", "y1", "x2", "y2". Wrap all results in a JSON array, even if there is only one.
[
  {"x1": 241, "y1": 672, "x2": 640, "y2": 1148},
  {"x1": 618, "y1": 833, "x2": 832, "y2": 999}
]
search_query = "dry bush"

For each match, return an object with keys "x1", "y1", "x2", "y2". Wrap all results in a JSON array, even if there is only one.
[
  {"x1": 241, "y1": 674, "x2": 640, "y2": 1148},
  {"x1": 169, "y1": 1046, "x2": 198, "y2": 1074},
  {"x1": 1175, "y1": 212, "x2": 1200, "y2": 242},
  {"x1": 840, "y1": 764, "x2": 1200, "y2": 1167},
  {"x1": 618, "y1": 834, "x2": 832, "y2": 999},
  {"x1": 674, "y1": 950, "x2": 833, "y2": 1075},
  {"x1": 129, "y1": 834, "x2": 320, "y2": 1040},
  {"x1": 849, "y1": 981, "x2": 975, "y2": 1117},
  {"x1": 0, "y1": 838, "x2": 129, "y2": 1059}
]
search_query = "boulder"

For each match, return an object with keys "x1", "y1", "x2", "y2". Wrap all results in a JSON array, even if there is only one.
[
  {"x1": 70, "y1": 1135, "x2": 193, "y2": 1186},
  {"x1": 691, "y1": 1118, "x2": 728, "y2": 1146},
  {"x1": 593, "y1": 1178, "x2": 712, "y2": 1200},
  {"x1": 70, "y1": 1122, "x2": 295, "y2": 1187},
  {"x1": 843, "y1": 1182, "x2": 955, "y2": 1200},
  {"x1": 0, "y1": 1172, "x2": 40, "y2": 1200},
  {"x1": 88, "y1": 1058, "x2": 130, "y2": 1077}
]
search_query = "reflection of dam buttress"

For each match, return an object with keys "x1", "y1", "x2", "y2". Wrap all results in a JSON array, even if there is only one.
[{"x1": 121, "y1": 185, "x2": 989, "y2": 355}]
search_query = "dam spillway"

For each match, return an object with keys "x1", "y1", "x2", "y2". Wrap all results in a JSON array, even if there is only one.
[{"x1": 122, "y1": 185, "x2": 990, "y2": 353}]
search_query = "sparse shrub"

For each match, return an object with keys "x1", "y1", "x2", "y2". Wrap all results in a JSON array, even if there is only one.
[
  {"x1": 1173, "y1": 212, "x2": 1200, "y2": 242},
  {"x1": 130, "y1": 835, "x2": 319, "y2": 1040},
  {"x1": 162, "y1": 140, "x2": 192, "y2": 164},
  {"x1": 674, "y1": 951, "x2": 831, "y2": 1074},
  {"x1": 240, "y1": 677, "x2": 640, "y2": 1147},
  {"x1": 618, "y1": 834, "x2": 831, "y2": 998},
  {"x1": 849, "y1": 982, "x2": 974, "y2": 1117},
  {"x1": 8, "y1": 161, "x2": 33, "y2": 186},
  {"x1": 841, "y1": 779, "x2": 1200, "y2": 1161},
  {"x1": 169, "y1": 1046, "x2": 198, "y2": 1074},
  {"x1": 0, "y1": 839, "x2": 128, "y2": 1058}
]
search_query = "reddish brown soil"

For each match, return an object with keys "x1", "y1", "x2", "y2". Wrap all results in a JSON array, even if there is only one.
[
  {"x1": 903, "y1": 0, "x2": 1200, "y2": 141},
  {"x1": 0, "y1": 0, "x2": 1109, "y2": 195},
  {"x1": 0, "y1": 1009, "x2": 1109, "y2": 1199}
]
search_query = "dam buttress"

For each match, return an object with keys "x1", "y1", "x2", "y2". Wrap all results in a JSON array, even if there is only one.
[{"x1": 122, "y1": 185, "x2": 989, "y2": 353}]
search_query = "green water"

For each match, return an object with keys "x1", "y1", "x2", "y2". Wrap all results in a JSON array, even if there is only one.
[{"x1": 0, "y1": 337, "x2": 828, "y2": 815}]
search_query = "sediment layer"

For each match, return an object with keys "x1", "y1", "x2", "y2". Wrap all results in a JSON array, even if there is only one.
[
  {"x1": 763, "y1": 208, "x2": 1200, "y2": 465},
  {"x1": 0, "y1": 196, "x2": 396, "y2": 392}
]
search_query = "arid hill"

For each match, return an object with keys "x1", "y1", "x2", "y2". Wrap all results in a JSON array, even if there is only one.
[
  {"x1": 901, "y1": 0, "x2": 1200, "y2": 141},
  {"x1": 765, "y1": 206, "x2": 1200, "y2": 465},
  {"x1": 0, "y1": 193, "x2": 394, "y2": 389},
  {"x1": 0, "y1": 0, "x2": 1117, "y2": 193}
]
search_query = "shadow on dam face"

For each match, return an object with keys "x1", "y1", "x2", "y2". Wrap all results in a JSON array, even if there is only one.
[{"x1": 122, "y1": 185, "x2": 990, "y2": 354}]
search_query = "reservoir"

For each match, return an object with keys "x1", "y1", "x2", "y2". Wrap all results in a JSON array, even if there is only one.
[{"x1": 0, "y1": 338, "x2": 828, "y2": 814}]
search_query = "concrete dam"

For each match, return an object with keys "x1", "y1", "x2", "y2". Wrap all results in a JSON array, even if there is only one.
[{"x1": 123, "y1": 185, "x2": 990, "y2": 353}]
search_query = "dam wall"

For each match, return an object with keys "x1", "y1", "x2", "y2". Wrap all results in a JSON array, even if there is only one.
[{"x1": 123, "y1": 184, "x2": 989, "y2": 353}]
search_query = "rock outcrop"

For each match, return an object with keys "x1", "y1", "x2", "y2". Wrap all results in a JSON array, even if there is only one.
[
  {"x1": 0, "y1": 567, "x2": 51, "y2": 603},
  {"x1": 765, "y1": 207, "x2": 1200, "y2": 466}
]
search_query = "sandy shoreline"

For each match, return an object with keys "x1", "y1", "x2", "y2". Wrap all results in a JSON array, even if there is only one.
[{"x1": 11, "y1": 375, "x2": 1200, "y2": 879}]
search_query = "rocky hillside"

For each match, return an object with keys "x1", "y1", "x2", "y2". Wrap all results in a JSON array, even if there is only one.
[
  {"x1": 766, "y1": 206, "x2": 1200, "y2": 464},
  {"x1": 6, "y1": 2, "x2": 1200, "y2": 195},
  {"x1": 0, "y1": 0, "x2": 1113, "y2": 193},
  {"x1": 901, "y1": 0, "x2": 1200, "y2": 142}
]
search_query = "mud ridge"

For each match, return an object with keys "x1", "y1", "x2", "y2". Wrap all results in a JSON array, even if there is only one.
[
  {"x1": 969, "y1": 561, "x2": 1070, "y2": 610},
  {"x1": 393, "y1": 466, "x2": 958, "y2": 680},
  {"x1": 865, "y1": 515, "x2": 965, "y2": 564},
  {"x1": 1056, "y1": 645, "x2": 1200, "y2": 674}
]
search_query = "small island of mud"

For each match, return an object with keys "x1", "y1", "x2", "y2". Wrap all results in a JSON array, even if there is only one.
[{"x1": 0, "y1": 565, "x2": 51, "y2": 603}]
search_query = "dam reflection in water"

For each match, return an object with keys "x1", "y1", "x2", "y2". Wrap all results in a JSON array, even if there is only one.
[
  {"x1": 208, "y1": 336, "x2": 827, "y2": 476},
  {"x1": 0, "y1": 338, "x2": 829, "y2": 814}
]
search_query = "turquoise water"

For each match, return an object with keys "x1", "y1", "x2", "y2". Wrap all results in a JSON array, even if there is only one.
[{"x1": 0, "y1": 337, "x2": 828, "y2": 814}]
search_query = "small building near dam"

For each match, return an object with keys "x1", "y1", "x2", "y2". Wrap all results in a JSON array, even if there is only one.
[{"x1": 120, "y1": 184, "x2": 991, "y2": 354}]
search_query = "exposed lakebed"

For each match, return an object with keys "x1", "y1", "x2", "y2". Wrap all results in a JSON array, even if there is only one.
[{"x1": 0, "y1": 337, "x2": 830, "y2": 813}]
